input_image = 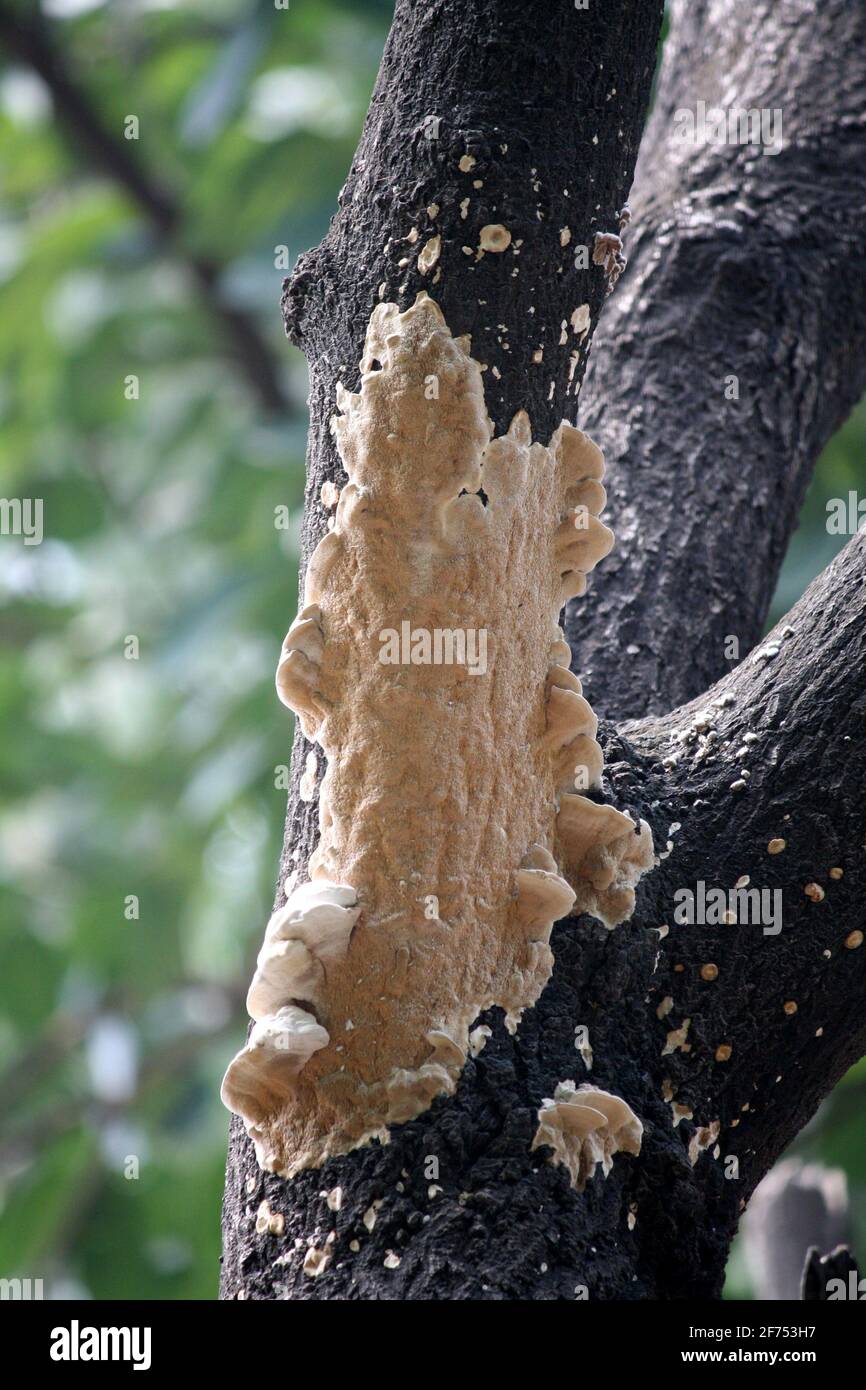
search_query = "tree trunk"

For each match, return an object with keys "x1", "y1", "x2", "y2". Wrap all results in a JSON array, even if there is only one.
[{"x1": 220, "y1": 0, "x2": 866, "y2": 1301}]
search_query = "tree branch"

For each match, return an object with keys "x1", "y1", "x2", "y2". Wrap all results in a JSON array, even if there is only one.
[
  {"x1": 567, "y1": 0, "x2": 866, "y2": 720},
  {"x1": 613, "y1": 531, "x2": 866, "y2": 1198},
  {"x1": 0, "y1": 3, "x2": 289, "y2": 415},
  {"x1": 222, "y1": 0, "x2": 667, "y2": 1301},
  {"x1": 220, "y1": 0, "x2": 865, "y2": 1303}
]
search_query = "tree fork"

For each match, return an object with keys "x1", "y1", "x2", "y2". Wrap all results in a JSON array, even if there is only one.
[{"x1": 221, "y1": 0, "x2": 665, "y2": 1301}]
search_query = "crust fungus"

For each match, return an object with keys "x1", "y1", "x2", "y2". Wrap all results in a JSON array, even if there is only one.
[
  {"x1": 688, "y1": 1119, "x2": 721, "y2": 1166},
  {"x1": 417, "y1": 235, "x2": 441, "y2": 274},
  {"x1": 222, "y1": 292, "x2": 654, "y2": 1175},
  {"x1": 303, "y1": 1233, "x2": 335, "y2": 1277},
  {"x1": 532, "y1": 1081, "x2": 643, "y2": 1191},
  {"x1": 479, "y1": 223, "x2": 512, "y2": 253}
]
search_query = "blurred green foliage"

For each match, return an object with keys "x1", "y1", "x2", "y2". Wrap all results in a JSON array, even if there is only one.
[
  {"x1": 0, "y1": 0, "x2": 862, "y2": 1302},
  {"x1": 0, "y1": 0, "x2": 390, "y2": 1300}
]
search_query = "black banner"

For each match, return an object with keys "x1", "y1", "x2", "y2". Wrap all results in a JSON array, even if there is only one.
[{"x1": 0, "y1": 1296, "x2": 861, "y2": 1375}]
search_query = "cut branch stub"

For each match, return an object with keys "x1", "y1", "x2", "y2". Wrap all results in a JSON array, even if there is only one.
[{"x1": 222, "y1": 292, "x2": 654, "y2": 1176}]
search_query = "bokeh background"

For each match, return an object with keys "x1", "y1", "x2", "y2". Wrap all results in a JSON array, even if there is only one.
[{"x1": 0, "y1": 0, "x2": 863, "y2": 1301}]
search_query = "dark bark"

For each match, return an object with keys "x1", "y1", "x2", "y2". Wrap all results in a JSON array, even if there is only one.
[
  {"x1": 220, "y1": 0, "x2": 866, "y2": 1301},
  {"x1": 620, "y1": 532, "x2": 866, "y2": 1234},
  {"x1": 282, "y1": 0, "x2": 663, "y2": 553},
  {"x1": 569, "y1": 0, "x2": 866, "y2": 720}
]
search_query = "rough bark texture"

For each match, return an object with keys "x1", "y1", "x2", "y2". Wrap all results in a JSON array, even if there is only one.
[
  {"x1": 570, "y1": 0, "x2": 866, "y2": 720},
  {"x1": 220, "y1": 0, "x2": 866, "y2": 1301}
]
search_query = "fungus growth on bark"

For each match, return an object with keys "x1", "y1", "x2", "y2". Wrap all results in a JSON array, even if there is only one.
[
  {"x1": 531, "y1": 1081, "x2": 644, "y2": 1191},
  {"x1": 221, "y1": 292, "x2": 654, "y2": 1176}
]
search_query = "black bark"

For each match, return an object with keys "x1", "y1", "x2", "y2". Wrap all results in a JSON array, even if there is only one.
[
  {"x1": 220, "y1": 0, "x2": 866, "y2": 1301},
  {"x1": 569, "y1": 0, "x2": 866, "y2": 719}
]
